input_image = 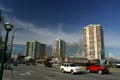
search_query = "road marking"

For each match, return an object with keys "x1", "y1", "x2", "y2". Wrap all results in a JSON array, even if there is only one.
[
  {"x1": 28, "y1": 70, "x2": 33, "y2": 72},
  {"x1": 26, "y1": 72, "x2": 31, "y2": 75},
  {"x1": 19, "y1": 73, "x2": 26, "y2": 76},
  {"x1": 19, "y1": 72, "x2": 31, "y2": 76}
]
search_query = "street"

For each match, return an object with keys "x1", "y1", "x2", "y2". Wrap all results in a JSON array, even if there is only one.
[{"x1": 6, "y1": 64, "x2": 120, "y2": 80}]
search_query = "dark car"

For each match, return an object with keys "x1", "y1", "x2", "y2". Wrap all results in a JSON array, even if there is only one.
[
  {"x1": 86, "y1": 64, "x2": 109, "y2": 74},
  {"x1": 13, "y1": 61, "x2": 18, "y2": 66}
]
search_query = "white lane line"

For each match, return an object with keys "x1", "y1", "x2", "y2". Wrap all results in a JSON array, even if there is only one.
[
  {"x1": 26, "y1": 72, "x2": 31, "y2": 75},
  {"x1": 19, "y1": 73, "x2": 26, "y2": 76},
  {"x1": 19, "y1": 72, "x2": 31, "y2": 76}
]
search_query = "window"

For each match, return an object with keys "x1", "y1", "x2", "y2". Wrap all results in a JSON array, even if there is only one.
[
  {"x1": 66, "y1": 64, "x2": 69, "y2": 67},
  {"x1": 70, "y1": 64, "x2": 78, "y2": 67}
]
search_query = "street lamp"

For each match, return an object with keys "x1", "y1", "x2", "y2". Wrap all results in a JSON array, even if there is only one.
[
  {"x1": 8, "y1": 28, "x2": 22, "y2": 69},
  {"x1": 0, "y1": 22, "x2": 13, "y2": 80}
]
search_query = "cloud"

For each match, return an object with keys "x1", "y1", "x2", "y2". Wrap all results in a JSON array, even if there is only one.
[
  {"x1": 0, "y1": 5, "x2": 13, "y2": 13},
  {"x1": 4, "y1": 17, "x2": 82, "y2": 45},
  {"x1": 0, "y1": 4, "x2": 82, "y2": 45},
  {"x1": 104, "y1": 33, "x2": 120, "y2": 48},
  {"x1": 4, "y1": 15, "x2": 120, "y2": 49},
  {"x1": 6, "y1": 17, "x2": 120, "y2": 49},
  {"x1": 1, "y1": 4, "x2": 119, "y2": 48},
  {"x1": 11, "y1": 18, "x2": 35, "y2": 29}
]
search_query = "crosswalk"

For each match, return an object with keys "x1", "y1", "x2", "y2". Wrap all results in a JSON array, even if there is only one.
[{"x1": 19, "y1": 72, "x2": 31, "y2": 76}]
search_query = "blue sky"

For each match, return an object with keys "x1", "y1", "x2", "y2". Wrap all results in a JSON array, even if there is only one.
[{"x1": 0, "y1": 0, "x2": 120, "y2": 58}]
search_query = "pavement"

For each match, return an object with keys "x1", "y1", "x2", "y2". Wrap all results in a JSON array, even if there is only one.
[
  {"x1": 3, "y1": 70, "x2": 13, "y2": 80},
  {"x1": 2, "y1": 64, "x2": 120, "y2": 80},
  {"x1": 110, "y1": 68, "x2": 120, "y2": 72}
]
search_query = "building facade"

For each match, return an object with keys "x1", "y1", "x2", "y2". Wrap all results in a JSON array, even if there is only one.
[
  {"x1": 38, "y1": 43, "x2": 46, "y2": 60},
  {"x1": 53, "y1": 38, "x2": 65, "y2": 62},
  {"x1": 26, "y1": 41, "x2": 46, "y2": 60},
  {"x1": 0, "y1": 10, "x2": 3, "y2": 37},
  {"x1": 83, "y1": 24, "x2": 105, "y2": 60},
  {"x1": 0, "y1": 10, "x2": 3, "y2": 54}
]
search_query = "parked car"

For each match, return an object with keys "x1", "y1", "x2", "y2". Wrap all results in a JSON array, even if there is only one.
[
  {"x1": 44, "y1": 57, "x2": 53, "y2": 67},
  {"x1": 60, "y1": 63, "x2": 85, "y2": 74},
  {"x1": 86, "y1": 63, "x2": 109, "y2": 74},
  {"x1": 52, "y1": 63, "x2": 60, "y2": 68},
  {"x1": 13, "y1": 60, "x2": 18, "y2": 66},
  {"x1": 114, "y1": 62, "x2": 120, "y2": 68}
]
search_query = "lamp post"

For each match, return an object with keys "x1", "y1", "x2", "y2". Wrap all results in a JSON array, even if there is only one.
[
  {"x1": 0, "y1": 22, "x2": 13, "y2": 80},
  {"x1": 8, "y1": 28, "x2": 22, "y2": 69}
]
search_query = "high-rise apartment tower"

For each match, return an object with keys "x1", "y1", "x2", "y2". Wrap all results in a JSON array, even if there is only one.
[
  {"x1": 26, "y1": 40, "x2": 46, "y2": 60},
  {"x1": 83, "y1": 24, "x2": 105, "y2": 60},
  {"x1": 53, "y1": 38, "x2": 65, "y2": 62}
]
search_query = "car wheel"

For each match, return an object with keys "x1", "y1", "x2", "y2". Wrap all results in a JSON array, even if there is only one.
[
  {"x1": 106, "y1": 71, "x2": 109, "y2": 74},
  {"x1": 71, "y1": 70, "x2": 74, "y2": 74},
  {"x1": 98, "y1": 70, "x2": 102, "y2": 74},
  {"x1": 61, "y1": 69, "x2": 64, "y2": 73},
  {"x1": 87, "y1": 69, "x2": 90, "y2": 73}
]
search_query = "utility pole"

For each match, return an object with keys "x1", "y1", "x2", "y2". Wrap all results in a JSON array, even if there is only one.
[{"x1": 0, "y1": 22, "x2": 13, "y2": 80}]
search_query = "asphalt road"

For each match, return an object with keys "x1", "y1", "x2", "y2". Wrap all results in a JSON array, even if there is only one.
[{"x1": 11, "y1": 64, "x2": 120, "y2": 80}]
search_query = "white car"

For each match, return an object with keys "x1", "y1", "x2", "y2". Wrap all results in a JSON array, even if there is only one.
[
  {"x1": 60, "y1": 63, "x2": 85, "y2": 74},
  {"x1": 115, "y1": 62, "x2": 120, "y2": 68}
]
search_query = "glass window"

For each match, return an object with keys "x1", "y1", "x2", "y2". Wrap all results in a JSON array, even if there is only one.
[{"x1": 70, "y1": 64, "x2": 78, "y2": 67}]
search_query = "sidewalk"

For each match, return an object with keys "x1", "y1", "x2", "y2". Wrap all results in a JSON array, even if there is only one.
[
  {"x1": 110, "y1": 68, "x2": 120, "y2": 72},
  {"x1": 3, "y1": 70, "x2": 12, "y2": 80}
]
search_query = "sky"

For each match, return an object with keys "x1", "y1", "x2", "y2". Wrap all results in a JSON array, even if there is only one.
[{"x1": 0, "y1": 0, "x2": 120, "y2": 58}]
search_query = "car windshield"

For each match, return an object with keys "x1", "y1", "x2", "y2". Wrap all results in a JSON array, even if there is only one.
[{"x1": 70, "y1": 64, "x2": 78, "y2": 67}]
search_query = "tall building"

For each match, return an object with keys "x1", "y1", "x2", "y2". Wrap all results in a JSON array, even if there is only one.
[
  {"x1": 53, "y1": 38, "x2": 65, "y2": 62},
  {"x1": 26, "y1": 40, "x2": 46, "y2": 60},
  {"x1": 0, "y1": 10, "x2": 4, "y2": 54},
  {"x1": 38, "y1": 43, "x2": 46, "y2": 60},
  {"x1": 83, "y1": 24, "x2": 105, "y2": 60},
  {"x1": 0, "y1": 10, "x2": 3, "y2": 36}
]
